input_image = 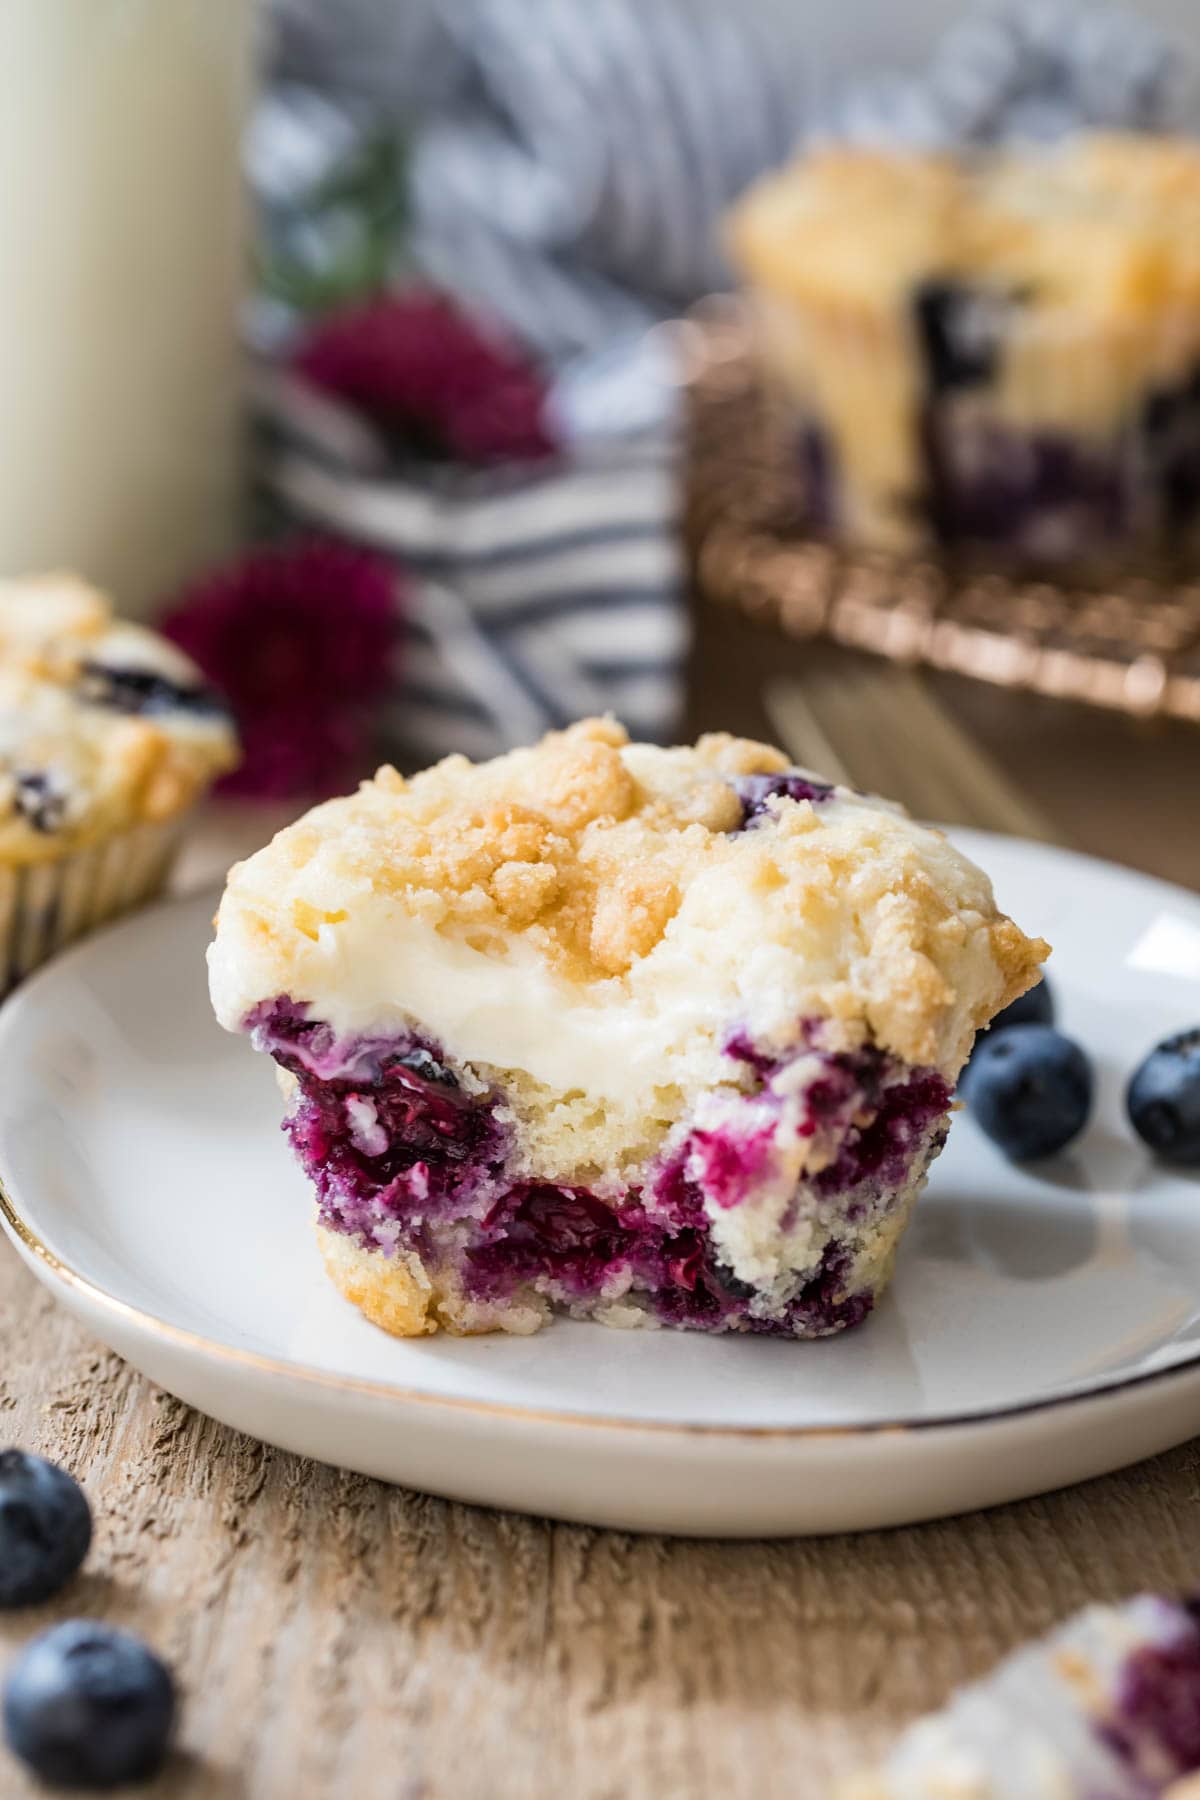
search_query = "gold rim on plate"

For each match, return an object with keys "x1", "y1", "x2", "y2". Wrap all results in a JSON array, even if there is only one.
[{"x1": 4, "y1": 1169, "x2": 1200, "y2": 1443}]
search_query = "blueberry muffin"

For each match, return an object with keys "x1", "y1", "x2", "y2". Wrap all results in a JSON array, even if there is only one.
[
  {"x1": 844, "y1": 1593, "x2": 1200, "y2": 1798},
  {"x1": 728, "y1": 134, "x2": 1200, "y2": 568},
  {"x1": 0, "y1": 574, "x2": 237, "y2": 987},
  {"x1": 209, "y1": 718, "x2": 1045, "y2": 1340}
]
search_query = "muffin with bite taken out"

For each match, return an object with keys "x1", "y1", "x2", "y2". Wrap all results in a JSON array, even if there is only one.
[{"x1": 209, "y1": 718, "x2": 1046, "y2": 1341}]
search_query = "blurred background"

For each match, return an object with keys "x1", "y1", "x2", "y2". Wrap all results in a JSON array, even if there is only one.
[{"x1": 7, "y1": 0, "x2": 1200, "y2": 886}]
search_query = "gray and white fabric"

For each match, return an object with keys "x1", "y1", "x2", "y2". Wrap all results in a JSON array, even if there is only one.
[
  {"x1": 266, "y1": 0, "x2": 1198, "y2": 362},
  {"x1": 829, "y1": 1, "x2": 1199, "y2": 149},
  {"x1": 256, "y1": 0, "x2": 1196, "y2": 765},
  {"x1": 255, "y1": 369, "x2": 684, "y2": 765},
  {"x1": 266, "y1": 0, "x2": 806, "y2": 364},
  {"x1": 406, "y1": 0, "x2": 805, "y2": 365}
]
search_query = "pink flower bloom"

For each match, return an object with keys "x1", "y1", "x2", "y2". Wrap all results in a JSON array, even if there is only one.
[
  {"x1": 220, "y1": 709, "x2": 369, "y2": 802},
  {"x1": 161, "y1": 539, "x2": 400, "y2": 799},
  {"x1": 443, "y1": 370, "x2": 555, "y2": 465},
  {"x1": 293, "y1": 289, "x2": 557, "y2": 465}
]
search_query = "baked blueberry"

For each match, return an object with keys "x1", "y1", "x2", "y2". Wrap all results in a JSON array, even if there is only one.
[
  {"x1": 3, "y1": 1621, "x2": 176, "y2": 1790},
  {"x1": 12, "y1": 770, "x2": 68, "y2": 836},
  {"x1": 731, "y1": 770, "x2": 834, "y2": 829},
  {"x1": 0, "y1": 1450, "x2": 92, "y2": 1608},
  {"x1": 963, "y1": 1024, "x2": 1093, "y2": 1160},
  {"x1": 78, "y1": 661, "x2": 226, "y2": 720},
  {"x1": 1127, "y1": 1029, "x2": 1200, "y2": 1166}
]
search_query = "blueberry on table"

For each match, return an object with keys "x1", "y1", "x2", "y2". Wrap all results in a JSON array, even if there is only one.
[
  {"x1": 3, "y1": 1621, "x2": 176, "y2": 1790},
  {"x1": 962, "y1": 1024, "x2": 1093, "y2": 1161},
  {"x1": 1127, "y1": 1029, "x2": 1200, "y2": 1166},
  {"x1": 0, "y1": 1451, "x2": 92, "y2": 1608}
]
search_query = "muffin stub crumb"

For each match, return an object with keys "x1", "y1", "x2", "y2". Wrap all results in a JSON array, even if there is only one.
[
  {"x1": 841, "y1": 1593, "x2": 1200, "y2": 1798},
  {"x1": 211, "y1": 719, "x2": 1047, "y2": 1341}
]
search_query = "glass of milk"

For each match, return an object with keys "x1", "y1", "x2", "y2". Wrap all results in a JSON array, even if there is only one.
[{"x1": 0, "y1": 0, "x2": 255, "y2": 616}]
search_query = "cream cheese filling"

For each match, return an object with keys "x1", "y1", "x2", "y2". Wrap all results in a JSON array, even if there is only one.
[{"x1": 208, "y1": 896, "x2": 742, "y2": 1108}]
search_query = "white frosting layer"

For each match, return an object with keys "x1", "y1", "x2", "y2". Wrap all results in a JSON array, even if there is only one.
[{"x1": 210, "y1": 894, "x2": 734, "y2": 1106}]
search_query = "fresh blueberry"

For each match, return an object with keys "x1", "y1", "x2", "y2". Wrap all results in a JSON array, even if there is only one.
[
  {"x1": 966, "y1": 976, "x2": 1055, "y2": 1066},
  {"x1": 1127, "y1": 1029, "x2": 1200, "y2": 1166},
  {"x1": 0, "y1": 1451, "x2": 91, "y2": 1608},
  {"x1": 912, "y1": 280, "x2": 1008, "y2": 392},
  {"x1": 3, "y1": 1621, "x2": 176, "y2": 1790},
  {"x1": 991, "y1": 976, "x2": 1055, "y2": 1034},
  {"x1": 962, "y1": 1024, "x2": 1093, "y2": 1161}
]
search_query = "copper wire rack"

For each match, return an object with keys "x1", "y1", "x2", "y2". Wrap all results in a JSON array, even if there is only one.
[{"x1": 681, "y1": 301, "x2": 1200, "y2": 726}]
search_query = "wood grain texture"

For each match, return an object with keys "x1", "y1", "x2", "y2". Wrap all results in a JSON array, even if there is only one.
[
  {"x1": 2, "y1": 616, "x2": 1199, "y2": 1798},
  {"x1": 4, "y1": 1248, "x2": 1200, "y2": 1800}
]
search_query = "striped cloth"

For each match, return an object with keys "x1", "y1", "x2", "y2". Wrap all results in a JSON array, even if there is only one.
[
  {"x1": 258, "y1": 0, "x2": 1195, "y2": 765},
  {"x1": 267, "y1": 0, "x2": 1195, "y2": 360},
  {"x1": 826, "y1": 1, "x2": 1197, "y2": 151},
  {"x1": 406, "y1": 0, "x2": 805, "y2": 364},
  {"x1": 254, "y1": 369, "x2": 686, "y2": 764}
]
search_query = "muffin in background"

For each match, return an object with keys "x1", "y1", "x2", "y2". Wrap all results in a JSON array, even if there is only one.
[
  {"x1": 0, "y1": 574, "x2": 238, "y2": 990},
  {"x1": 727, "y1": 133, "x2": 1200, "y2": 571}
]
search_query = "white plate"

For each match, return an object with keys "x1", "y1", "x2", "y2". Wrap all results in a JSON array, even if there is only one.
[{"x1": 2, "y1": 831, "x2": 1200, "y2": 1537}]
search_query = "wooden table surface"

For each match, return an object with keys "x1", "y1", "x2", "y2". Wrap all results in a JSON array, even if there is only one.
[{"x1": 2, "y1": 609, "x2": 1200, "y2": 1800}]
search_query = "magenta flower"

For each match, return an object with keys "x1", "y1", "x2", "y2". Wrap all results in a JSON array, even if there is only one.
[
  {"x1": 161, "y1": 539, "x2": 401, "y2": 799},
  {"x1": 293, "y1": 289, "x2": 557, "y2": 466}
]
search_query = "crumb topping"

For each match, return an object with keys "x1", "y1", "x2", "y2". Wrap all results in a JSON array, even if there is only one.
[
  {"x1": 248, "y1": 719, "x2": 799, "y2": 978},
  {"x1": 213, "y1": 719, "x2": 1047, "y2": 1077}
]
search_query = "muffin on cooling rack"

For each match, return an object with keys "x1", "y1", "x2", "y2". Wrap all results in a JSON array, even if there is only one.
[
  {"x1": 0, "y1": 574, "x2": 237, "y2": 989},
  {"x1": 728, "y1": 133, "x2": 1200, "y2": 569},
  {"x1": 209, "y1": 718, "x2": 1045, "y2": 1340},
  {"x1": 843, "y1": 1592, "x2": 1200, "y2": 1798}
]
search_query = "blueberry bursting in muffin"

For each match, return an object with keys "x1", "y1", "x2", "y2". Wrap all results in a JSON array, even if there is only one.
[
  {"x1": 728, "y1": 134, "x2": 1200, "y2": 569},
  {"x1": 209, "y1": 720, "x2": 1046, "y2": 1340},
  {"x1": 843, "y1": 1593, "x2": 1200, "y2": 1798}
]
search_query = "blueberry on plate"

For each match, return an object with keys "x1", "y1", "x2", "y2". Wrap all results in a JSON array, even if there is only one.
[
  {"x1": 1127, "y1": 1029, "x2": 1200, "y2": 1166},
  {"x1": 0, "y1": 1451, "x2": 92, "y2": 1608},
  {"x1": 961, "y1": 1023, "x2": 1093, "y2": 1161},
  {"x1": 3, "y1": 1621, "x2": 176, "y2": 1790},
  {"x1": 991, "y1": 975, "x2": 1055, "y2": 1034},
  {"x1": 965, "y1": 976, "x2": 1054, "y2": 1066}
]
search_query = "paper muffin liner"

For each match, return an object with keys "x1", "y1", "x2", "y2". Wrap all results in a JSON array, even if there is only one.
[
  {"x1": 0, "y1": 814, "x2": 190, "y2": 994},
  {"x1": 747, "y1": 284, "x2": 1200, "y2": 573}
]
